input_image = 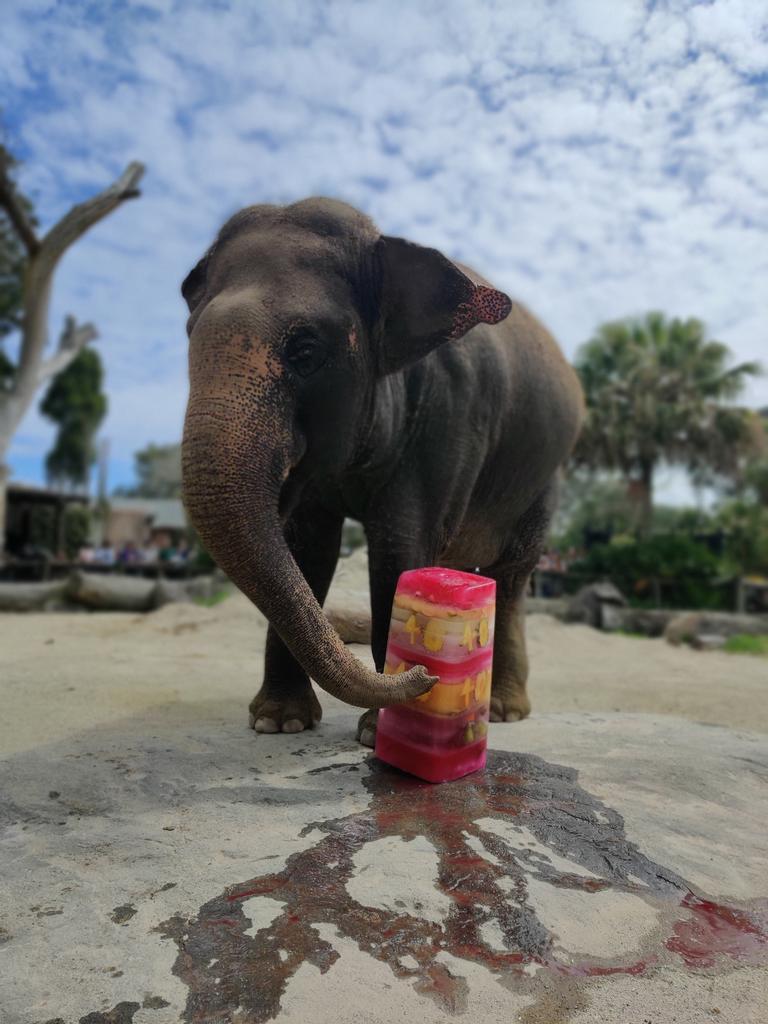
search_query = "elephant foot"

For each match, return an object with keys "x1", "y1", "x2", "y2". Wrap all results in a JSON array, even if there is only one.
[
  {"x1": 489, "y1": 689, "x2": 531, "y2": 723},
  {"x1": 248, "y1": 687, "x2": 322, "y2": 735},
  {"x1": 356, "y1": 709, "x2": 378, "y2": 748}
]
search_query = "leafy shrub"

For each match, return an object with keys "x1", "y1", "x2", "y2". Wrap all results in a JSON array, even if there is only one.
[
  {"x1": 723, "y1": 634, "x2": 768, "y2": 657},
  {"x1": 568, "y1": 534, "x2": 726, "y2": 609},
  {"x1": 27, "y1": 504, "x2": 56, "y2": 552},
  {"x1": 63, "y1": 504, "x2": 91, "y2": 558}
]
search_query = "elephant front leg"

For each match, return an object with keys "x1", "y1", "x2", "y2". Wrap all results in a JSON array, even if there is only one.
[
  {"x1": 488, "y1": 484, "x2": 556, "y2": 722},
  {"x1": 489, "y1": 572, "x2": 532, "y2": 723},
  {"x1": 249, "y1": 625, "x2": 324, "y2": 733},
  {"x1": 249, "y1": 507, "x2": 343, "y2": 735}
]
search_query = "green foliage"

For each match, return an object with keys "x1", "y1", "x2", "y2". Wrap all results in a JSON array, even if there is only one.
[
  {"x1": 730, "y1": 412, "x2": 768, "y2": 505},
  {"x1": 0, "y1": 141, "x2": 34, "y2": 347},
  {"x1": 723, "y1": 634, "x2": 768, "y2": 657},
  {"x1": 568, "y1": 534, "x2": 725, "y2": 609},
  {"x1": 714, "y1": 499, "x2": 768, "y2": 575},
  {"x1": 574, "y1": 312, "x2": 761, "y2": 533},
  {"x1": 0, "y1": 345, "x2": 14, "y2": 392},
  {"x1": 27, "y1": 503, "x2": 56, "y2": 552},
  {"x1": 552, "y1": 471, "x2": 719, "y2": 549},
  {"x1": 114, "y1": 442, "x2": 182, "y2": 498},
  {"x1": 39, "y1": 348, "x2": 107, "y2": 490},
  {"x1": 551, "y1": 474, "x2": 631, "y2": 548},
  {"x1": 62, "y1": 504, "x2": 91, "y2": 558},
  {"x1": 0, "y1": 140, "x2": 37, "y2": 396},
  {"x1": 194, "y1": 588, "x2": 231, "y2": 608}
]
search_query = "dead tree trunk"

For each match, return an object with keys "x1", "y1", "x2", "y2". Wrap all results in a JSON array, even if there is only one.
[{"x1": 0, "y1": 160, "x2": 145, "y2": 558}]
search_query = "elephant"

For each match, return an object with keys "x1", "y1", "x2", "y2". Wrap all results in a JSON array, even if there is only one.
[{"x1": 181, "y1": 198, "x2": 584, "y2": 745}]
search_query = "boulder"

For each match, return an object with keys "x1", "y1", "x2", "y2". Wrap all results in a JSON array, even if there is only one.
[
  {"x1": 565, "y1": 581, "x2": 628, "y2": 630},
  {"x1": 691, "y1": 633, "x2": 727, "y2": 651}
]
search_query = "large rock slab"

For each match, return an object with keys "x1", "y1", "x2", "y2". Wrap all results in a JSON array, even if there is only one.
[{"x1": 0, "y1": 705, "x2": 765, "y2": 1024}]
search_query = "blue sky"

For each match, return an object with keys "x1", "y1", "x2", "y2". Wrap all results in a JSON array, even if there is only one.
[{"x1": 1, "y1": 0, "x2": 767, "y2": 499}]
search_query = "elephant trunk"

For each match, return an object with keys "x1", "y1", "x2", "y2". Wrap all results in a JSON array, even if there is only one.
[{"x1": 182, "y1": 386, "x2": 433, "y2": 709}]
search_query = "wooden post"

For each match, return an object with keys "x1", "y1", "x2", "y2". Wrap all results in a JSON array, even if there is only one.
[{"x1": 736, "y1": 576, "x2": 746, "y2": 614}]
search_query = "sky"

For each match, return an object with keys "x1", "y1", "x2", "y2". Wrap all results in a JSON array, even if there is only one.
[{"x1": 1, "y1": 0, "x2": 766, "y2": 501}]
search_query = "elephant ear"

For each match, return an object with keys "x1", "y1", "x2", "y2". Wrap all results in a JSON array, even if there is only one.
[
  {"x1": 181, "y1": 250, "x2": 212, "y2": 314},
  {"x1": 375, "y1": 235, "x2": 512, "y2": 374}
]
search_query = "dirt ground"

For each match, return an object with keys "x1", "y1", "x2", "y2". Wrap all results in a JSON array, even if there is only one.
[{"x1": 1, "y1": 576, "x2": 766, "y2": 759}]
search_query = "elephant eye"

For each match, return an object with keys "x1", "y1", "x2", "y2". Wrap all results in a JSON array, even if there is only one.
[{"x1": 284, "y1": 333, "x2": 328, "y2": 377}]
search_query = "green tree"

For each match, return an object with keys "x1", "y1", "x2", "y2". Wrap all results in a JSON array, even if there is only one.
[
  {"x1": 0, "y1": 134, "x2": 144, "y2": 554},
  {"x1": 574, "y1": 312, "x2": 761, "y2": 535},
  {"x1": 738, "y1": 410, "x2": 768, "y2": 505},
  {"x1": 40, "y1": 347, "x2": 107, "y2": 491},
  {"x1": 0, "y1": 145, "x2": 32, "y2": 334},
  {"x1": 0, "y1": 142, "x2": 34, "y2": 393},
  {"x1": 114, "y1": 442, "x2": 182, "y2": 498}
]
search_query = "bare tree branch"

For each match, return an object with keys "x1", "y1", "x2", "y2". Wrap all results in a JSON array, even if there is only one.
[
  {"x1": 0, "y1": 152, "x2": 40, "y2": 255},
  {"x1": 14, "y1": 160, "x2": 145, "y2": 399},
  {"x1": 39, "y1": 160, "x2": 145, "y2": 265},
  {"x1": 37, "y1": 315, "x2": 99, "y2": 384},
  {"x1": 1, "y1": 158, "x2": 145, "y2": 556}
]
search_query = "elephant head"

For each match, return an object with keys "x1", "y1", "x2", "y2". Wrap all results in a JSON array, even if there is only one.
[{"x1": 181, "y1": 198, "x2": 511, "y2": 709}]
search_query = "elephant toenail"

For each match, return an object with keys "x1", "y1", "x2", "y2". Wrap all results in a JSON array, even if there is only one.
[
  {"x1": 359, "y1": 728, "x2": 376, "y2": 749},
  {"x1": 254, "y1": 718, "x2": 279, "y2": 733},
  {"x1": 282, "y1": 719, "x2": 305, "y2": 733}
]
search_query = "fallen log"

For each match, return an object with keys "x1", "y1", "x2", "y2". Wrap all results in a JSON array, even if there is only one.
[
  {"x1": 0, "y1": 579, "x2": 69, "y2": 612},
  {"x1": 152, "y1": 575, "x2": 215, "y2": 608},
  {"x1": 665, "y1": 610, "x2": 768, "y2": 646},
  {"x1": 325, "y1": 605, "x2": 371, "y2": 644},
  {"x1": 67, "y1": 571, "x2": 156, "y2": 612}
]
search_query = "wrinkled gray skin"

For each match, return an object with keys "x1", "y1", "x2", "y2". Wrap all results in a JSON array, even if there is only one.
[{"x1": 181, "y1": 198, "x2": 584, "y2": 744}]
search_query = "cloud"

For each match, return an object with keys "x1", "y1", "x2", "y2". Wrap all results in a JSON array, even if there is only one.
[{"x1": 1, "y1": 0, "x2": 766, "y2": 497}]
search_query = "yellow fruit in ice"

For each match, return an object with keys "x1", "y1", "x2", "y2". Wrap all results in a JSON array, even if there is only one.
[
  {"x1": 475, "y1": 669, "x2": 492, "y2": 703},
  {"x1": 405, "y1": 615, "x2": 420, "y2": 644},
  {"x1": 385, "y1": 661, "x2": 407, "y2": 675},
  {"x1": 462, "y1": 621, "x2": 476, "y2": 651},
  {"x1": 423, "y1": 618, "x2": 446, "y2": 652}
]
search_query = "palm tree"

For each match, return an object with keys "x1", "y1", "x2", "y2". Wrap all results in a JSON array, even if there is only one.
[{"x1": 574, "y1": 312, "x2": 762, "y2": 536}]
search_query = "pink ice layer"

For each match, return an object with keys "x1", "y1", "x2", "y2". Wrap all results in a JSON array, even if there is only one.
[
  {"x1": 375, "y1": 731, "x2": 488, "y2": 785},
  {"x1": 375, "y1": 567, "x2": 496, "y2": 784},
  {"x1": 386, "y1": 645, "x2": 493, "y2": 679},
  {"x1": 395, "y1": 567, "x2": 496, "y2": 610}
]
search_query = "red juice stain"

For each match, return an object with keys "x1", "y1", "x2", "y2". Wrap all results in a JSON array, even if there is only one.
[
  {"x1": 667, "y1": 894, "x2": 768, "y2": 968},
  {"x1": 153, "y1": 751, "x2": 768, "y2": 1024},
  {"x1": 556, "y1": 958, "x2": 654, "y2": 978}
]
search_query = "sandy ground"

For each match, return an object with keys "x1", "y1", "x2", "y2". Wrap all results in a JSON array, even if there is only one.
[
  {"x1": 1, "y1": 573, "x2": 766, "y2": 758},
  {"x1": 1, "y1": 556, "x2": 767, "y2": 1023}
]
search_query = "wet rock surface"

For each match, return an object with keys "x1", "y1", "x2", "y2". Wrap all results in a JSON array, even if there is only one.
[
  {"x1": 2, "y1": 577, "x2": 767, "y2": 1023},
  {"x1": 1, "y1": 706, "x2": 766, "y2": 1024},
  {"x1": 156, "y1": 750, "x2": 767, "y2": 1022}
]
